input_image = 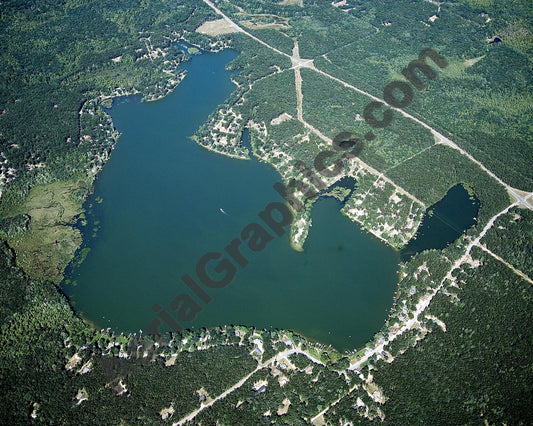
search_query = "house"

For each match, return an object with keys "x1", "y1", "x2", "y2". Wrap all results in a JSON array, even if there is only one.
[{"x1": 253, "y1": 381, "x2": 267, "y2": 394}]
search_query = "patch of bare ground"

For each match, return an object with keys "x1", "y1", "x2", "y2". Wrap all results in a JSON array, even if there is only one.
[
  {"x1": 196, "y1": 19, "x2": 238, "y2": 36},
  {"x1": 277, "y1": 398, "x2": 291, "y2": 415},
  {"x1": 279, "y1": 0, "x2": 303, "y2": 6},
  {"x1": 464, "y1": 55, "x2": 485, "y2": 66},
  {"x1": 332, "y1": 0, "x2": 347, "y2": 7},
  {"x1": 240, "y1": 20, "x2": 289, "y2": 30},
  {"x1": 270, "y1": 112, "x2": 293, "y2": 125}
]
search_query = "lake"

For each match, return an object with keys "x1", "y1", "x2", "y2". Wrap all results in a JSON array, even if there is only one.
[
  {"x1": 401, "y1": 184, "x2": 480, "y2": 262},
  {"x1": 64, "y1": 47, "x2": 406, "y2": 352}
]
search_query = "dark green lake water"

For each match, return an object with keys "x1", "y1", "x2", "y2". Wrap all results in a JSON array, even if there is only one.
[
  {"x1": 63, "y1": 48, "x2": 475, "y2": 352},
  {"x1": 401, "y1": 184, "x2": 480, "y2": 261}
]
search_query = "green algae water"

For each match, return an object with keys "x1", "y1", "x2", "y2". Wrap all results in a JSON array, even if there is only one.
[{"x1": 63, "y1": 48, "x2": 399, "y2": 351}]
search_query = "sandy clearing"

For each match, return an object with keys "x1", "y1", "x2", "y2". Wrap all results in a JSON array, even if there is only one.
[
  {"x1": 240, "y1": 20, "x2": 288, "y2": 30},
  {"x1": 464, "y1": 55, "x2": 485, "y2": 66},
  {"x1": 160, "y1": 405, "x2": 175, "y2": 420},
  {"x1": 65, "y1": 353, "x2": 82, "y2": 370},
  {"x1": 196, "y1": 19, "x2": 239, "y2": 36},
  {"x1": 165, "y1": 354, "x2": 177, "y2": 366},
  {"x1": 271, "y1": 112, "x2": 293, "y2": 125},
  {"x1": 277, "y1": 398, "x2": 291, "y2": 415},
  {"x1": 280, "y1": 0, "x2": 303, "y2": 6}
]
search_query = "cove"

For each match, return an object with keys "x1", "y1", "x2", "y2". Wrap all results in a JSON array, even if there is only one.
[{"x1": 63, "y1": 48, "x2": 399, "y2": 352}]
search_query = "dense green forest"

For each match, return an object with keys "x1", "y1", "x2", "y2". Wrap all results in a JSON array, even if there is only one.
[
  {"x1": 310, "y1": 0, "x2": 533, "y2": 190},
  {"x1": 368, "y1": 246, "x2": 532, "y2": 425},
  {"x1": 0, "y1": 0, "x2": 531, "y2": 423},
  {"x1": 300, "y1": 69, "x2": 436, "y2": 171},
  {"x1": 482, "y1": 208, "x2": 533, "y2": 277}
]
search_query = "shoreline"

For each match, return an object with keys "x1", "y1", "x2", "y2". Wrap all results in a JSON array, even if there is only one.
[
  {"x1": 290, "y1": 239, "x2": 304, "y2": 252},
  {"x1": 189, "y1": 135, "x2": 250, "y2": 161}
]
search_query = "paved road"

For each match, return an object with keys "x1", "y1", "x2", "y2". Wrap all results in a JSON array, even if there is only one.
[{"x1": 201, "y1": 0, "x2": 533, "y2": 212}]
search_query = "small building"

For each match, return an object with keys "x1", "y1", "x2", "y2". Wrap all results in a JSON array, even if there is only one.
[{"x1": 255, "y1": 385, "x2": 266, "y2": 395}]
